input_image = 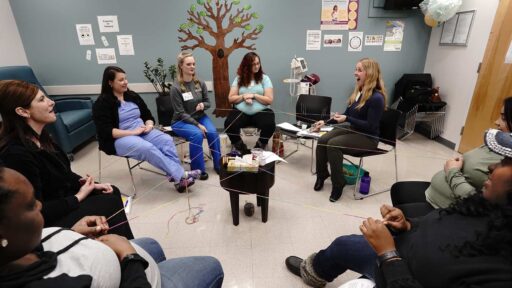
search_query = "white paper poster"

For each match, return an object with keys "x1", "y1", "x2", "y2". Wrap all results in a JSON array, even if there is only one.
[
  {"x1": 75, "y1": 24, "x2": 95, "y2": 45},
  {"x1": 96, "y1": 48, "x2": 117, "y2": 64},
  {"x1": 384, "y1": 20, "x2": 404, "y2": 52},
  {"x1": 117, "y1": 35, "x2": 135, "y2": 55},
  {"x1": 348, "y1": 31, "x2": 363, "y2": 52},
  {"x1": 365, "y1": 34, "x2": 384, "y2": 46},
  {"x1": 306, "y1": 30, "x2": 322, "y2": 50},
  {"x1": 321, "y1": 0, "x2": 360, "y2": 30},
  {"x1": 323, "y1": 35, "x2": 343, "y2": 47},
  {"x1": 506, "y1": 41, "x2": 512, "y2": 64},
  {"x1": 98, "y1": 15, "x2": 119, "y2": 33}
]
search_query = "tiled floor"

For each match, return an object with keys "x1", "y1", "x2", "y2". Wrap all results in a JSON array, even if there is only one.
[{"x1": 71, "y1": 132, "x2": 455, "y2": 288}]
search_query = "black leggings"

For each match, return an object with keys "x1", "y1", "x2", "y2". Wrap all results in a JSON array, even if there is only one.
[
  {"x1": 52, "y1": 186, "x2": 134, "y2": 239},
  {"x1": 224, "y1": 108, "x2": 276, "y2": 145}
]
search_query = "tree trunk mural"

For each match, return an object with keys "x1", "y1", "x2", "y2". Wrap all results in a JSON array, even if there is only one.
[{"x1": 178, "y1": 0, "x2": 264, "y2": 117}]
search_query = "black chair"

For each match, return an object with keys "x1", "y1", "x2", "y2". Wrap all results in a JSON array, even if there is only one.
[
  {"x1": 277, "y1": 94, "x2": 332, "y2": 173},
  {"x1": 344, "y1": 108, "x2": 402, "y2": 199}
]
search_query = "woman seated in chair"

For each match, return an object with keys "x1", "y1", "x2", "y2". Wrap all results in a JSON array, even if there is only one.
[
  {"x1": 312, "y1": 58, "x2": 386, "y2": 202},
  {"x1": 0, "y1": 80, "x2": 133, "y2": 238},
  {"x1": 0, "y1": 166, "x2": 224, "y2": 288},
  {"x1": 170, "y1": 51, "x2": 221, "y2": 180},
  {"x1": 286, "y1": 155, "x2": 512, "y2": 287},
  {"x1": 224, "y1": 52, "x2": 276, "y2": 154},
  {"x1": 391, "y1": 97, "x2": 512, "y2": 218},
  {"x1": 93, "y1": 66, "x2": 200, "y2": 193}
]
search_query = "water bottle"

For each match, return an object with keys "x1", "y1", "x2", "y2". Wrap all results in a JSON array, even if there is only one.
[{"x1": 359, "y1": 172, "x2": 371, "y2": 195}]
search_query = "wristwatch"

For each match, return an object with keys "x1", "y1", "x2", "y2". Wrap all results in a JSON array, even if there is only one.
[{"x1": 121, "y1": 253, "x2": 149, "y2": 269}]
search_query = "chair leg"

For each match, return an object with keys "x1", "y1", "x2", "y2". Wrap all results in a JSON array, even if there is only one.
[
  {"x1": 98, "y1": 149, "x2": 102, "y2": 182},
  {"x1": 354, "y1": 148, "x2": 397, "y2": 200},
  {"x1": 126, "y1": 158, "x2": 137, "y2": 198},
  {"x1": 310, "y1": 138, "x2": 316, "y2": 175},
  {"x1": 353, "y1": 158, "x2": 364, "y2": 200}
]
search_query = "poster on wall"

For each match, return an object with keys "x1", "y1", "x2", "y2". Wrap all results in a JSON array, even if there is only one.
[
  {"x1": 75, "y1": 24, "x2": 95, "y2": 45},
  {"x1": 365, "y1": 35, "x2": 384, "y2": 46},
  {"x1": 98, "y1": 15, "x2": 120, "y2": 33},
  {"x1": 306, "y1": 30, "x2": 322, "y2": 50},
  {"x1": 348, "y1": 31, "x2": 363, "y2": 52},
  {"x1": 324, "y1": 35, "x2": 343, "y2": 47},
  {"x1": 96, "y1": 48, "x2": 117, "y2": 64},
  {"x1": 384, "y1": 21, "x2": 405, "y2": 51},
  {"x1": 117, "y1": 35, "x2": 135, "y2": 55},
  {"x1": 320, "y1": 0, "x2": 359, "y2": 30}
]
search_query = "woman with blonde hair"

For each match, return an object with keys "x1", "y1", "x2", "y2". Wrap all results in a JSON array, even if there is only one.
[
  {"x1": 170, "y1": 51, "x2": 221, "y2": 180},
  {"x1": 312, "y1": 58, "x2": 387, "y2": 202}
]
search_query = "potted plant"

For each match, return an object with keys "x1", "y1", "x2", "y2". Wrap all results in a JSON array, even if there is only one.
[
  {"x1": 143, "y1": 58, "x2": 177, "y2": 126},
  {"x1": 143, "y1": 57, "x2": 177, "y2": 96}
]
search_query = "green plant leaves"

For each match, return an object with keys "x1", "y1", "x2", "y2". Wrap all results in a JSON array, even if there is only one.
[
  {"x1": 256, "y1": 24, "x2": 264, "y2": 32},
  {"x1": 243, "y1": 4, "x2": 251, "y2": 10},
  {"x1": 197, "y1": 0, "x2": 205, "y2": 5}
]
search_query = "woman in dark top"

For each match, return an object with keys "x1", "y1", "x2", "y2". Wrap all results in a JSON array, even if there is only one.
[
  {"x1": 93, "y1": 66, "x2": 200, "y2": 192},
  {"x1": 313, "y1": 58, "x2": 386, "y2": 202},
  {"x1": 286, "y1": 157, "x2": 512, "y2": 288},
  {"x1": 0, "y1": 80, "x2": 133, "y2": 238}
]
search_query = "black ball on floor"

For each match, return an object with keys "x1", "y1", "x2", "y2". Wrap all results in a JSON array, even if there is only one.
[{"x1": 244, "y1": 202, "x2": 255, "y2": 217}]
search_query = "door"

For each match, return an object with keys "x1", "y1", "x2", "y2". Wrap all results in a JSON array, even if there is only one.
[{"x1": 459, "y1": 0, "x2": 512, "y2": 153}]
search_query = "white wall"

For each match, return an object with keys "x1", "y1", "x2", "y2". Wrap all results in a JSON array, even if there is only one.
[
  {"x1": 423, "y1": 0, "x2": 499, "y2": 148},
  {"x1": 0, "y1": 0, "x2": 28, "y2": 66}
]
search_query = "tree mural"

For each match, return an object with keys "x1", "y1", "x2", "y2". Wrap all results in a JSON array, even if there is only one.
[{"x1": 178, "y1": 0, "x2": 264, "y2": 117}]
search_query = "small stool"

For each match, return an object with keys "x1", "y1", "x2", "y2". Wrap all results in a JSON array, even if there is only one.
[{"x1": 219, "y1": 162, "x2": 275, "y2": 226}]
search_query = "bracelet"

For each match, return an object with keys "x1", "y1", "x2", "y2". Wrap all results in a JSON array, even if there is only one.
[{"x1": 377, "y1": 250, "x2": 400, "y2": 267}]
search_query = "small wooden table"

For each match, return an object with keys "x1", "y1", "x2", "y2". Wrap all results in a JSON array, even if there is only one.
[{"x1": 219, "y1": 162, "x2": 275, "y2": 226}]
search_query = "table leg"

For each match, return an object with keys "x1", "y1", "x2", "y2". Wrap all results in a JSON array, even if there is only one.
[
  {"x1": 229, "y1": 192, "x2": 240, "y2": 226},
  {"x1": 260, "y1": 190, "x2": 269, "y2": 223}
]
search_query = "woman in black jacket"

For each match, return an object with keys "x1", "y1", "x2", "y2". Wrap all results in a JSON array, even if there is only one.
[
  {"x1": 93, "y1": 66, "x2": 200, "y2": 192},
  {"x1": 0, "y1": 80, "x2": 133, "y2": 238}
]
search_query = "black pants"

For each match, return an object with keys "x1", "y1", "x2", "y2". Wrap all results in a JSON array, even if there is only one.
[
  {"x1": 390, "y1": 181, "x2": 435, "y2": 218},
  {"x1": 316, "y1": 128, "x2": 377, "y2": 189},
  {"x1": 224, "y1": 108, "x2": 276, "y2": 145},
  {"x1": 53, "y1": 186, "x2": 134, "y2": 239}
]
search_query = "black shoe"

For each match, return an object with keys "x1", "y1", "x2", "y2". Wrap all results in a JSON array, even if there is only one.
[
  {"x1": 234, "y1": 141, "x2": 251, "y2": 155},
  {"x1": 314, "y1": 174, "x2": 329, "y2": 191},
  {"x1": 285, "y1": 256, "x2": 303, "y2": 278},
  {"x1": 199, "y1": 172, "x2": 209, "y2": 180},
  {"x1": 254, "y1": 141, "x2": 267, "y2": 150},
  {"x1": 214, "y1": 167, "x2": 220, "y2": 175},
  {"x1": 329, "y1": 186, "x2": 343, "y2": 202}
]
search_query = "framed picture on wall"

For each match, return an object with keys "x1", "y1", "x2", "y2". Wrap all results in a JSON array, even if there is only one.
[{"x1": 439, "y1": 10, "x2": 476, "y2": 46}]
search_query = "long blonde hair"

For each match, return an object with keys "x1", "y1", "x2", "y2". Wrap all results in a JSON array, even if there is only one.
[
  {"x1": 176, "y1": 50, "x2": 200, "y2": 93},
  {"x1": 348, "y1": 58, "x2": 387, "y2": 110}
]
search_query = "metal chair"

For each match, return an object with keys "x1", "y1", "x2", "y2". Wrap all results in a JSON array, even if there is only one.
[
  {"x1": 344, "y1": 108, "x2": 402, "y2": 199},
  {"x1": 277, "y1": 94, "x2": 332, "y2": 173}
]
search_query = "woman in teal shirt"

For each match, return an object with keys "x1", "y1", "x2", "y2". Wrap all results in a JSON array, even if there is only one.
[{"x1": 224, "y1": 52, "x2": 275, "y2": 154}]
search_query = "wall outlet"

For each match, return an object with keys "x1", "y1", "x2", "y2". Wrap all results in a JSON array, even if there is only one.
[{"x1": 205, "y1": 81, "x2": 213, "y2": 92}]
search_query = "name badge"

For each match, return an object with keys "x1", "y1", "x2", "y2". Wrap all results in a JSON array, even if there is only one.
[{"x1": 182, "y1": 92, "x2": 193, "y2": 101}]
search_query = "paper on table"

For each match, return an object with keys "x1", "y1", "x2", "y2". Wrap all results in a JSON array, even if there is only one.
[
  {"x1": 277, "y1": 122, "x2": 302, "y2": 133},
  {"x1": 297, "y1": 130, "x2": 321, "y2": 138},
  {"x1": 321, "y1": 126, "x2": 334, "y2": 132},
  {"x1": 260, "y1": 151, "x2": 287, "y2": 165}
]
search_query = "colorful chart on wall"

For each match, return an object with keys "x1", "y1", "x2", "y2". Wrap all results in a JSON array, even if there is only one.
[{"x1": 320, "y1": 0, "x2": 359, "y2": 30}]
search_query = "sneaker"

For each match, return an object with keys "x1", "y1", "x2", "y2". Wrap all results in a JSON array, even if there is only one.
[
  {"x1": 199, "y1": 172, "x2": 209, "y2": 180},
  {"x1": 175, "y1": 177, "x2": 195, "y2": 193},
  {"x1": 185, "y1": 169, "x2": 202, "y2": 180}
]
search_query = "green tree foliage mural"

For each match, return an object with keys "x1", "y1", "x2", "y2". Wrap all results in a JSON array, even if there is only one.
[{"x1": 178, "y1": 0, "x2": 264, "y2": 117}]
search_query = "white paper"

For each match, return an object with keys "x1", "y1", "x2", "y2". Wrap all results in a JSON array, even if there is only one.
[
  {"x1": 96, "y1": 48, "x2": 117, "y2": 64},
  {"x1": 348, "y1": 31, "x2": 363, "y2": 52},
  {"x1": 117, "y1": 35, "x2": 135, "y2": 55},
  {"x1": 76, "y1": 24, "x2": 95, "y2": 45},
  {"x1": 277, "y1": 122, "x2": 302, "y2": 133},
  {"x1": 324, "y1": 34, "x2": 343, "y2": 47},
  {"x1": 384, "y1": 20, "x2": 404, "y2": 52},
  {"x1": 297, "y1": 130, "x2": 322, "y2": 138},
  {"x1": 506, "y1": 41, "x2": 512, "y2": 64},
  {"x1": 98, "y1": 15, "x2": 119, "y2": 33},
  {"x1": 85, "y1": 50, "x2": 92, "y2": 61},
  {"x1": 260, "y1": 151, "x2": 287, "y2": 165},
  {"x1": 306, "y1": 30, "x2": 322, "y2": 50},
  {"x1": 365, "y1": 34, "x2": 384, "y2": 46}
]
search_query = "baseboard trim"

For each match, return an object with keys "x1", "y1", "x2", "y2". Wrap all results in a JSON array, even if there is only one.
[{"x1": 434, "y1": 136, "x2": 456, "y2": 150}]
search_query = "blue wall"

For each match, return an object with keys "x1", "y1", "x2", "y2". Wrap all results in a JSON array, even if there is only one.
[{"x1": 10, "y1": 0, "x2": 431, "y2": 126}]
